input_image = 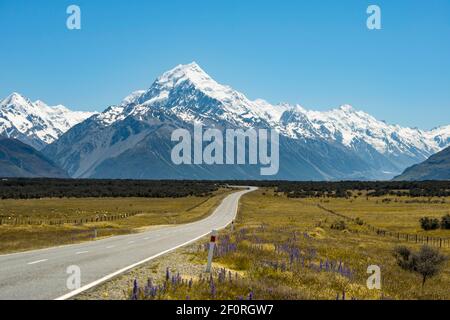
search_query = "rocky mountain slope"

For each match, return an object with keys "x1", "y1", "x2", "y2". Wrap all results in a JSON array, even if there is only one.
[
  {"x1": 0, "y1": 137, "x2": 68, "y2": 178},
  {"x1": 394, "y1": 146, "x2": 450, "y2": 181},
  {"x1": 42, "y1": 63, "x2": 450, "y2": 180}
]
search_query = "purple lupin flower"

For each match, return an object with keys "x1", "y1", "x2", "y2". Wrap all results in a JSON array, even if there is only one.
[
  {"x1": 131, "y1": 279, "x2": 139, "y2": 300},
  {"x1": 210, "y1": 281, "x2": 216, "y2": 298}
]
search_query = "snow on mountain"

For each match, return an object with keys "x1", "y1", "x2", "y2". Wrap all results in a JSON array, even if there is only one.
[
  {"x1": 133, "y1": 63, "x2": 286, "y2": 127},
  {"x1": 93, "y1": 63, "x2": 289, "y2": 131},
  {"x1": 43, "y1": 62, "x2": 450, "y2": 180},
  {"x1": 0, "y1": 92, "x2": 95, "y2": 150},
  {"x1": 427, "y1": 125, "x2": 450, "y2": 149},
  {"x1": 282, "y1": 103, "x2": 450, "y2": 161},
  {"x1": 121, "y1": 90, "x2": 146, "y2": 106},
  {"x1": 133, "y1": 62, "x2": 449, "y2": 162}
]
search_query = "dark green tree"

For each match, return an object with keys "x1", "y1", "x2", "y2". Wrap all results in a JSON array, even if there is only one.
[
  {"x1": 441, "y1": 214, "x2": 450, "y2": 230},
  {"x1": 394, "y1": 245, "x2": 447, "y2": 289}
]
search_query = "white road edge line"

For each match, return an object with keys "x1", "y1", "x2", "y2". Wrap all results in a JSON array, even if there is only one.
[
  {"x1": 27, "y1": 259, "x2": 48, "y2": 265},
  {"x1": 55, "y1": 230, "x2": 211, "y2": 300},
  {"x1": 54, "y1": 187, "x2": 252, "y2": 300}
]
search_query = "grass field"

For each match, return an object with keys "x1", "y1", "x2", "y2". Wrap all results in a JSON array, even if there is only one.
[
  {"x1": 0, "y1": 188, "x2": 233, "y2": 254},
  {"x1": 306, "y1": 194, "x2": 449, "y2": 237},
  {"x1": 125, "y1": 188, "x2": 450, "y2": 300}
]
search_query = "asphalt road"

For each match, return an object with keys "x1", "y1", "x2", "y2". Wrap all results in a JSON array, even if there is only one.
[{"x1": 0, "y1": 186, "x2": 256, "y2": 300}]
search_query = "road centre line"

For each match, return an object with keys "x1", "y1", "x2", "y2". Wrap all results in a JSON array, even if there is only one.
[{"x1": 27, "y1": 259, "x2": 48, "y2": 265}]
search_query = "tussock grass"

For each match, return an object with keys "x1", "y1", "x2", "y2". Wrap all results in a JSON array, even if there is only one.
[
  {"x1": 0, "y1": 189, "x2": 233, "y2": 254},
  {"x1": 308, "y1": 195, "x2": 450, "y2": 237},
  {"x1": 133, "y1": 188, "x2": 449, "y2": 300}
]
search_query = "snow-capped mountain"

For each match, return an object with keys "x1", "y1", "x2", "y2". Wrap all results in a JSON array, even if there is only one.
[
  {"x1": 280, "y1": 104, "x2": 450, "y2": 174},
  {"x1": 0, "y1": 92, "x2": 95, "y2": 150},
  {"x1": 43, "y1": 62, "x2": 450, "y2": 180}
]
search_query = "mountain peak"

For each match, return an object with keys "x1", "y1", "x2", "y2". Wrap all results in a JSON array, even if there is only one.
[
  {"x1": 0, "y1": 92, "x2": 95, "y2": 149},
  {"x1": 156, "y1": 62, "x2": 213, "y2": 88},
  {"x1": 150, "y1": 62, "x2": 245, "y2": 108},
  {"x1": 338, "y1": 104, "x2": 355, "y2": 112},
  {"x1": 1, "y1": 92, "x2": 32, "y2": 107},
  {"x1": 34, "y1": 99, "x2": 47, "y2": 106},
  {"x1": 121, "y1": 90, "x2": 146, "y2": 105},
  {"x1": 174, "y1": 61, "x2": 203, "y2": 73}
]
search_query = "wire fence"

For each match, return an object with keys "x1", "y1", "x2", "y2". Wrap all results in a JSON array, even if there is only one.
[
  {"x1": 317, "y1": 204, "x2": 450, "y2": 248},
  {"x1": 22, "y1": 227, "x2": 135, "y2": 248},
  {"x1": 0, "y1": 212, "x2": 140, "y2": 226}
]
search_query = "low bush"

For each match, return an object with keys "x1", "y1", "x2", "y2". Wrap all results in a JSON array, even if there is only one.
[
  {"x1": 441, "y1": 214, "x2": 450, "y2": 230},
  {"x1": 393, "y1": 245, "x2": 447, "y2": 289},
  {"x1": 419, "y1": 217, "x2": 440, "y2": 231},
  {"x1": 330, "y1": 220, "x2": 347, "y2": 231}
]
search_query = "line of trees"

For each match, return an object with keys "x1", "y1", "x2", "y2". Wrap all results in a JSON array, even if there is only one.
[
  {"x1": 0, "y1": 179, "x2": 220, "y2": 199},
  {"x1": 2, "y1": 179, "x2": 450, "y2": 199},
  {"x1": 218, "y1": 180, "x2": 450, "y2": 198}
]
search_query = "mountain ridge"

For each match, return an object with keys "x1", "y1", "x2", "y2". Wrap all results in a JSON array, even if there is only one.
[
  {"x1": 0, "y1": 137, "x2": 68, "y2": 178},
  {"x1": 15, "y1": 62, "x2": 450, "y2": 180},
  {"x1": 0, "y1": 92, "x2": 96, "y2": 150},
  {"x1": 394, "y1": 146, "x2": 450, "y2": 181}
]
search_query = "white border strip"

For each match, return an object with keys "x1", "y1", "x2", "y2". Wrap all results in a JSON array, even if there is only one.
[{"x1": 55, "y1": 187, "x2": 254, "y2": 300}]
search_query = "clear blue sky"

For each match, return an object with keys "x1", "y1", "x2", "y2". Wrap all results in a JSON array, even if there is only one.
[{"x1": 1, "y1": 0, "x2": 449, "y2": 129}]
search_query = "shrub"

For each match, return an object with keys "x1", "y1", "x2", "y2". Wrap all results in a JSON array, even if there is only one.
[
  {"x1": 393, "y1": 245, "x2": 447, "y2": 289},
  {"x1": 419, "y1": 217, "x2": 440, "y2": 231},
  {"x1": 354, "y1": 217, "x2": 364, "y2": 226},
  {"x1": 393, "y1": 246, "x2": 415, "y2": 271},
  {"x1": 330, "y1": 220, "x2": 347, "y2": 231},
  {"x1": 441, "y1": 214, "x2": 450, "y2": 230}
]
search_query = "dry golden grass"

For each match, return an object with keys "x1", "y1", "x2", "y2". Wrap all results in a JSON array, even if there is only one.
[
  {"x1": 305, "y1": 195, "x2": 450, "y2": 237},
  {"x1": 0, "y1": 188, "x2": 233, "y2": 254},
  {"x1": 146, "y1": 188, "x2": 449, "y2": 300},
  {"x1": 232, "y1": 189, "x2": 450, "y2": 299}
]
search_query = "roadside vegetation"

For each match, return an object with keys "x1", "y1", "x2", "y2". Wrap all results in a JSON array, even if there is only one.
[
  {"x1": 0, "y1": 188, "x2": 233, "y2": 254},
  {"x1": 223, "y1": 180, "x2": 450, "y2": 198},
  {"x1": 118, "y1": 188, "x2": 449, "y2": 300}
]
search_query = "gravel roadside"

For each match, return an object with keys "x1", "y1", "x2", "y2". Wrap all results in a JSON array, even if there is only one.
[{"x1": 75, "y1": 241, "x2": 207, "y2": 300}]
